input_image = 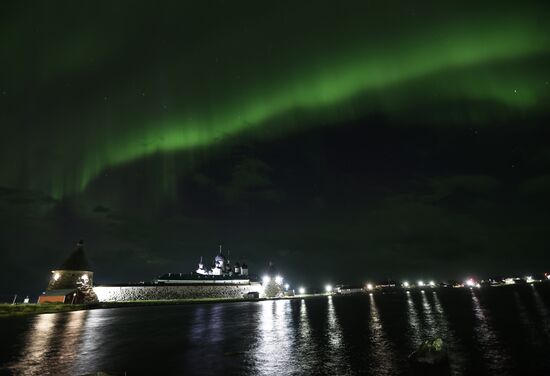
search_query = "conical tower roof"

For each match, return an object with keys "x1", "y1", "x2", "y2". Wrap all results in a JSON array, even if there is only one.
[{"x1": 59, "y1": 240, "x2": 92, "y2": 271}]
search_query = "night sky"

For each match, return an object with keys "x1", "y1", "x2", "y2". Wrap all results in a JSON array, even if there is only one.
[{"x1": 1, "y1": 1, "x2": 550, "y2": 298}]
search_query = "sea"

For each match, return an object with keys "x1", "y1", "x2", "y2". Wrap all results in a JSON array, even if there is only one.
[{"x1": 1, "y1": 284, "x2": 550, "y2": 375}]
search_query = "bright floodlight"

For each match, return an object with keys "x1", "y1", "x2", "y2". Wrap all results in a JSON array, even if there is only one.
[
  {"x1": 366, "y1": 283, "x2": 374, "y2": 291},
  {"x1": 275, "y1": 275, "x2": 283, "y2": 284},
  {"x1": 53, "y1": 272, "x2": 60, "y2": 281},
  {"x1": 298, "y1": 287, "x2": 306, "y2": 294},
  {"x1": 403, "y1": 281, "x2": 410, "y2": 288},
  {"x1": 284, "y1": 283, "x2": 290, "y2": 290},
  {"x1": 262, "y1": 275, "x2": 271, "y2": 284},
  {"x1": 429, "y1": 281, "x2": 435, "y2": 287},
  {"x1": 525, "y1": 276, "x2": 534, "y2": 283},
  {"x1": 417, "y1": 280, "x2": 425, "y2": 287},
  {"x1": 465, "y1": 278, "x2": 475, "y2": 287},
  {"x1": 325, "y1": 284, "x2": 333, "y2": 293},
  {"x1": 547, "y1": 274, "x2": 550, "y2": 280}
]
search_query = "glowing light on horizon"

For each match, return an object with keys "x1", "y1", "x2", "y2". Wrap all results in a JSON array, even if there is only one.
[
  {"x1": 262, "y1": 275, "x2": 270, "y2": 284},
  {"x1": 325, "y1": 284, "x2": 333, "y2": 293}
]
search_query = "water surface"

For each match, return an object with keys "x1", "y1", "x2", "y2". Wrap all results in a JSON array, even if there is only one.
[{"x1": 2, "y1": 285, "x2": 550, "y2": 375}]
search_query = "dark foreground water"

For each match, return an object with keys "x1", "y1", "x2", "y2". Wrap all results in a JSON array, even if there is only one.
[{"x1": 2, "y1": 285, "x2": 550, "y2": 376}]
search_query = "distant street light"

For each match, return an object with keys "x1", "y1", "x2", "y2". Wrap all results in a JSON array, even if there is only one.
[
  {"x1": 325, "y1": 284, "x2": 333, "y2": 293},
  {"x1": 298, "y1": 287, "x2": 306, "y2": 294}
]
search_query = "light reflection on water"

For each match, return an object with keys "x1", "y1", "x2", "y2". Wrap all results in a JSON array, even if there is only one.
[
  {"x1": 252, "y1": 300, "x2": 293, "y2": 376},
  {"x1": 368, "y1": 293, "x2": 394, "y2": 375},
  {"x1": 513, "y1": 290, "x2": 540, "y2": 346},
  {"x1": 420, "y1": 290, "x2": 437, "y2": 339},
  {"x1": 71, "y1": 308, "x2": 121, "y2": 375},
  {"x1": 471, "y1": 289, "x2": 512, "y2": 375},
  {"x1": 325, "y1": 295, "x2": 350, "y2": 374},
  {"x1": 531, "y1": 286, "x2": 550, "y2": 340},
  {"x1": 206, "y1": 304, "x2": 224, "y2": 344},
  {"x1": 432, "y1": 291, "x2": 466, "y2": 375},
  {"x1": 190, "y1": 305, "x2": 207, "y2": 341},
  {"x1": 295, "y1": 299, "x2": 316, "y2": 374},
  {"x1": 3, "y1": 287, "x2": 550, "y2": 375},
  {"x1": 9, "y1": 311, "x2": 87, "y2": 376},
  {"x1": 58, "y1": 311, "x2": 86, "y2": 370},
  {"x1": 408, "y1": 289, "x2": 469, "y2": 374},
  {"x1": 299, "y1": 299, "x2": 311, "y2": 339},
  {"x1": 406, "y1": 291, "x2": 422, "y2": 348},
  {"x1": 9, "y1": 313, "x2": 60, "y2": 375}
]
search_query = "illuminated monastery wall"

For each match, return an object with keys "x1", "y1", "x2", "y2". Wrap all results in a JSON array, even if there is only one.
[{"x1": 93, "y1": 283, "x2": 263, "y2": 302}]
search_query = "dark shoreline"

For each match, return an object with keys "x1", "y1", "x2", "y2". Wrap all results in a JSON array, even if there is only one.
[
  {"x1": 0, "y1": 295, "x2": 322, "y2": 318},
  {"x1": 3, "y1": 282, "x2": 547, "y2": 318}
]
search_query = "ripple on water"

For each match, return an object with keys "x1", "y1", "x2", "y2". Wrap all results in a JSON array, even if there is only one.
[{"x1": 2, "y1": 287, "x2": 550, "y2": 375}]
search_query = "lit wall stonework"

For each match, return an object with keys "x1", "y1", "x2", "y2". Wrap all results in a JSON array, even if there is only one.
[
  {"x1": 47, "y1": 270, "x2": 94, "y2": 290},
  {"x1": 93, "y1": 283, "x2": 263, "y2": 302}
]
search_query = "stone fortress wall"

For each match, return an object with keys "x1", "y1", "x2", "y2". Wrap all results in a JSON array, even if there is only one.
[{"x1": 93, "y1": 283, "x2": 263, "y2": 302}]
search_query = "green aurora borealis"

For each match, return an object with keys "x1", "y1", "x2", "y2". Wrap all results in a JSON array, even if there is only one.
[
  {"x1": 1, "y1": 1, "x2": 549, "y2": 198},
  {"x1": 1, "y1": 1, "x2": 550, "y2": 294}
]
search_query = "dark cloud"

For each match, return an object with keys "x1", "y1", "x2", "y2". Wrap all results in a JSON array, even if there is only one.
[
  {"x1": 428, "y1": 175, "x2": 499, "y2": 198},
  {"x1": 520, "y1": 175, "x2": 550, "y2": 196},
  {"x1": 0, "y1": 186, "x2": 58, "y2": 207},
  {"x1": 210, "y1": 157, "x2": 284, "y2": 206},
  {"x1": 93, "y1": 205, "x2": 110, "y2": 213}
]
